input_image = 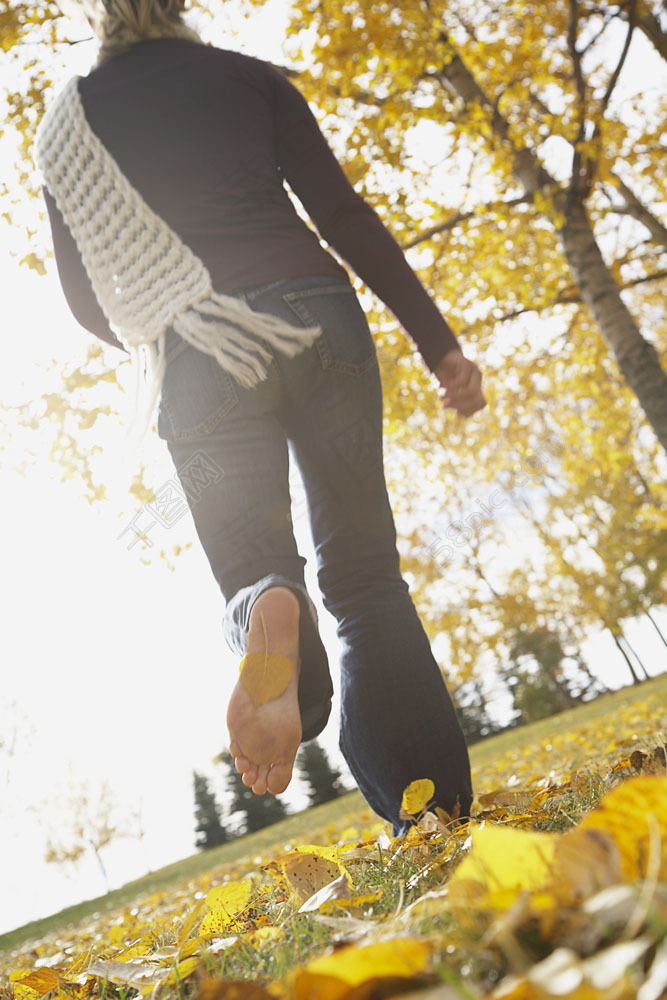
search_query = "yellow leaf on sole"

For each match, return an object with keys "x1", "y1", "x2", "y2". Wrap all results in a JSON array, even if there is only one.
[{"x1": 239, "y1": 652, "x2": 292, "y2": 707}]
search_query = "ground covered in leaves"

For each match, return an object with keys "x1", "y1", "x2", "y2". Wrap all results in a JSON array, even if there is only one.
[{"x1": 2, "y1": 679, "x2": 666, "y2": 1000}]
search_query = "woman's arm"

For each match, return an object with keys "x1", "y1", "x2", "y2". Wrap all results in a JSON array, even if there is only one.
[
  {"x1": 42, "y1": 187, "x2": 129, "y2": 355},
  {"x1": 271, "y1": 67, "x2": 461, "y2": 373}
]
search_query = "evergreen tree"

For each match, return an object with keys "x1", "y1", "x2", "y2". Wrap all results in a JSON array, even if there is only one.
[
  {"x1": 452, "y1": 681, "x2": 500, "y2": 745},
  {"x1": 297, "y1": 740, "x2": 346, "y2": 806},
  {"x1": 192, "y1": 771, "x2": 229, "y2": 850},
  {"x1": 216, "y1": 751, "x2": 287, "y2": 835}
]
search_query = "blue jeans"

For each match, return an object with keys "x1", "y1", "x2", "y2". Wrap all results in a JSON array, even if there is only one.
[{"x1": 157, "y1": 273, "x2": 472, "y2": 833}]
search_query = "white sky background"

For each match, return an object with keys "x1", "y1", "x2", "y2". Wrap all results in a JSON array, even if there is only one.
[{"x1": 1, "y1": 1, "x2": 666, "y2": 937}]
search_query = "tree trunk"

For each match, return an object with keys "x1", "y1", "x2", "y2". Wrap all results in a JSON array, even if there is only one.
[
  {"x1": 434, "y1": 40, "x2": 667, "y2": 454},
  {"x1": 573, "y1": 651, "x2": 608, "y2": 693},
  {"x1": 619, "y1": 632, "x2": 650, "y2": 679},
  {"x1": 646, "y1": 608, "x2": 667, "y2": 650},
  {"x1": 610, "y1": 629, "x2": 642, "y2": 684},
  {"x1": 560, "y1": 201, "x2": 667, "y2": 452},
  {"x1": 635, "y1": 1, "x2": 667, "y2": 61},
  {"x1": 89, "y1": 840, "x2": 110, "y2": 893}
]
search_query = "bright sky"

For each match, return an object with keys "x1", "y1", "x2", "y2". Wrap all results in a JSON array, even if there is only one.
[{"x1": 1, "y1": 1, "x2": 666, "y2": 939}]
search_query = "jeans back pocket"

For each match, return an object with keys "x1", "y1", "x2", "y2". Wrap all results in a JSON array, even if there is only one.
[
  {"x1": 157, "y1": 343, "x2": 239, "y2": 442},
  {"x1": 281, "y1": 282, "x2": 376, "y2": 376}
]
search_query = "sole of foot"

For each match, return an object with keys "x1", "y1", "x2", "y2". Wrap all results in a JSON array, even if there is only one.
[{"x1": 227, "y1": 586, "x2": 302, "y2": 796}]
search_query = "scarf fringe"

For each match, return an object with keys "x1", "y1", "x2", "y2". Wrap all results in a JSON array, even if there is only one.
[{"x1": 123, "y1": 293, "x2": 322, "y2": 447}]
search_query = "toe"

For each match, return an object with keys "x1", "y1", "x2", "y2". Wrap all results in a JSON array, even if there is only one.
[
  {"x1": 267, "y1": 762, "x2": 292, "y2": 795},
  {"x1": 234, "y1": 754, "x2": 251, "y2": 775},
  {"x1": 252, "y1": 763, "x2": 271, "y2": 795},
  {"x1": 242, "y1": 763, "x2": 259, "y2": 787}
]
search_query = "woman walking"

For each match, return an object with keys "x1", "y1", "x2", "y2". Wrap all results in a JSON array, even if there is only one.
[{"x1": 37, "y1": 0, "x2": 486, "y2": 833}]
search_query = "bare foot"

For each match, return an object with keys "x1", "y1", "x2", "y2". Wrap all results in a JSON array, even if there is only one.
[{"x1": 227, "y1": 586, "x2": 302, "y2": 796}]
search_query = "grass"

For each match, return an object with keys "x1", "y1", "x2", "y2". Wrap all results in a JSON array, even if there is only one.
[
  {"x1": 0, "y1": 791, "x2": 367, "y2": 953},
  {"x1": 1, "y1": 671, "x2": 665, "y2": 999}
]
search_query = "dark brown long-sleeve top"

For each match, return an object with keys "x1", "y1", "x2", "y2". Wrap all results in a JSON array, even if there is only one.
[{"x1": 43, "y1": 36, "x2": 460, "y2": 370}]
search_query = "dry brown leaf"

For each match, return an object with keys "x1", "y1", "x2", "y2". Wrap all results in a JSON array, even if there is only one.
[
  {"x1": 551, "y1": 826, "x2": 623, "y2": 903},
  {"x1": 264, "y1": 846, "x2": 349, "y2": 904},
  {"x1": 193, "y1": 975, "x2": 274, "y2": 1000},
  {"x1": 478, "y1": 790, "x2": 533, "y2": 809}
]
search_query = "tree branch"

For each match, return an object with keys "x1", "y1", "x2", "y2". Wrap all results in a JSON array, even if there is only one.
[
  {"x1": 605, "y1": 170, "x2": 667, "y2": 251},
  {"x1": 597, "y1": 0, "x2": 636, "y2": 119},
  {"x1": 634, "y1": 0, "x2": 667, "y2": 61},
  {"x1": 400, "y1": 195, "x2": 533, "y2": 250},
  {"x1": 492, "y1": 267, "x2": 667, "y2": 323}
]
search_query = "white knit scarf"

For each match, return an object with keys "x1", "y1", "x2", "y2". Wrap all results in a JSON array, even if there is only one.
[{"x1": 35, "y1": 76, "x2": 323, "y2": 445}]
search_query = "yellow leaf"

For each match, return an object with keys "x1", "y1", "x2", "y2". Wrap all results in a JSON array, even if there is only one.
[
  {"x1": 448, "y1": 823, "x2": 557, "y2": 909},
  {"x1": 401, "y1": 779, "x2": 435, "y2": 816},
  {"x1": 264, "y1": 845, "x2": 349, "y2": 903},
  {"x1": 320, "y1": 888, "x2": 383, "y2": 915},
  {"x1": 291, "y1": 938, "x2": 431, "y2": 1000},
  {"x1": 239, "y1": 652, "x2": 293, "y2": 707},
  {"x1": 178, "y1": 898, "x2": 205, "y2": 950},
  {"x1": 577, "y1": 775, "x2": 667, "y2": 881},
  {"x1": 12, "y1": 971, "x2": 71, "y2": 997},
  {"x1": 9, "y1": 970, "x2": 42, "y2": 1000},
  {"x1": 201, "y1": 881, "x2": 252, "y2": 936}
]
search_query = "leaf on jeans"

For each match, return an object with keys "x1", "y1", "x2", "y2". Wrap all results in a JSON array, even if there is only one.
[
  {"x1": 239, "y1": 652, "x2": 293, "y2": 707},
  {"x1": 291, "y1": 938, "x2": 432, "y2": 1000},
  {"x1": 401, "y1": 779, "x2": 435, "y2": 818}
]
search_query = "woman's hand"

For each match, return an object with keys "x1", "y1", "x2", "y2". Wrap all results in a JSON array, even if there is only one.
[{"x1": 433, "y1": 348, "x2": 486, "y2": 418}]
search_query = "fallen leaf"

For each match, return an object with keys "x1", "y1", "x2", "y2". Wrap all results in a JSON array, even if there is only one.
[
  {"x1": 477, "y1": 789, "x2": 532, "y2": 809},
  {"x1": 577, "y1": 775, "x2": 667, "y2": 881},
  {"x1": 630, "y1": 747, "x2": 667, "y2": 775},
  {"x1": 201, "y1": 882, "x2": 252, "y2": 936},
  {"x1": 84, "y1": 960, "x2": 169, "y2": 988},
  {"x1": 193, "y1": 978, "x2": 273, "y2": 1000},
  {"x1": 178, "y1": 898, "x2": 206, "y2": 950},
  {"x1": 12, "y1": 971, "x2": 74, "y2": 996},
  {"x1": 448, "y1": 823, "x2": 558, "y2": 910},
  {"x1": 264, "y1": 846, "x2": 349, "y2": 904},
  {"x1": 298, "y1": 873, "x2": 353, "y2": 913},
  {"x1": 551, "y1": 826, "x2": 622, "y2": 902},
  {"x1": 640, "y1": 936, "x2": 667, "y2": 1000},
  {"x1": 291, "y1": 938, "x2": 432, "y2": 1000}
]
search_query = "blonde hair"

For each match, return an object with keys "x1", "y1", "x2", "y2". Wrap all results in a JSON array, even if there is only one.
[{"x1": 61, "y1": 0, "x2": 204, "y2": 62}]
